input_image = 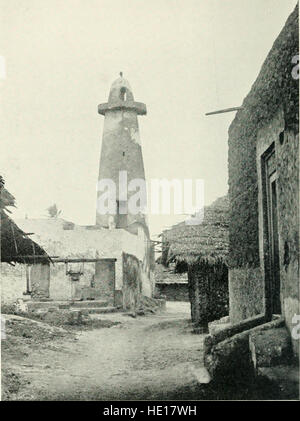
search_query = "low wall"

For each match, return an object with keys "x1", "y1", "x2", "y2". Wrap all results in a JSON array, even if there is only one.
[{"x1": 204, "y1": 316, "x2": 285, "y2": 382}]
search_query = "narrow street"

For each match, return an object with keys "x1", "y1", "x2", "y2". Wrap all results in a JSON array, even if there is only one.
[{"x1": 3, "y1": 303, "x2": 209, "y2": 401}]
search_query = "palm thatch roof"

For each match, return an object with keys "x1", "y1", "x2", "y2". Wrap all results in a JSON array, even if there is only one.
[
  {"x1": 163, "y1": 195, "x2": 229, "y2": 265},
  {"x1": 0, "y1": 177, "x2": 50, "y2": 264}
]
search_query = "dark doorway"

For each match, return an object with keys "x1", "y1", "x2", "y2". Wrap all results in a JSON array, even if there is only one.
[{"x1": 264, "y1": 147, "x2": 281, "y2": 315}]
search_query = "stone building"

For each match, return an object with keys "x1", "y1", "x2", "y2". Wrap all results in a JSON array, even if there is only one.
[
  {"x1": 203, "y1": 6, "x2": 299, "y2": 388},
  {"x1": 227, "y1": 5, "x2": 299, "y2": 355},
  {"x1": 1, "y1": 76, "x2": 154, "y2": 309}
]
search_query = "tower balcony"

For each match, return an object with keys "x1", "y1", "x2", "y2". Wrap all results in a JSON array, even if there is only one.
[{"x1": 98, "y1": 100, "x2": 147, "y2": 116}]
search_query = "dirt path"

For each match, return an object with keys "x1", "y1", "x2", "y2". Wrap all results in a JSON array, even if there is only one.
[{"x1": 3, "y1": 302, "x2": 208, "y2": 400}]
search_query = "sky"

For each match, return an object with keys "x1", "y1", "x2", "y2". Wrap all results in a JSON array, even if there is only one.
[{"x1": 0, "y1": 0, "x2": 297, "y2": 238}]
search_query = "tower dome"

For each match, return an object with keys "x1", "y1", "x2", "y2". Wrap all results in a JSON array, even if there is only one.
[
  {"x1": 108, "y1": 76, "x2": 134, "y2": 103},
  {"x1": 98, "y1": 73, "x2": 146, "y2": 116}
]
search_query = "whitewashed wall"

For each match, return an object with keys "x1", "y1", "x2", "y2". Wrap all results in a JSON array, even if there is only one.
[{"x1": 1, "y1": 218, "x2": 153, "y2": 302}]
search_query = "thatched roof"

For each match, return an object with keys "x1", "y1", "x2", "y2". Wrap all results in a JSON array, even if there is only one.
[
  {"x1": 0, "y1": 176, "x2": 16, "y2": 211},
  {"x1": 163, "y1": 196, "x2": 229, "y2": 265},
  {"x1": 0, "y1": 178, "x2": 50, "y2": 264}
]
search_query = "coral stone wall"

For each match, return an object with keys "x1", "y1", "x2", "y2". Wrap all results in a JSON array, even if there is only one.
[
  {"x1": 276, "y1": 128, "x2": 299, "y2": 355},
  {"x1": 229, "y1": 267, "x2": 264, "y2": 322},
  {"x1": 1, "y1": 263, "x2": 26, "y2": 304},
  {"x1": 122, "y1": 252, "x2": 141, "y2": 311},
  {"x1": 228, "y1": 5, "x2": 299, "y2": 329},
  {"x1": 188, "y1": 262, "x2": 229, "y2": 327}
]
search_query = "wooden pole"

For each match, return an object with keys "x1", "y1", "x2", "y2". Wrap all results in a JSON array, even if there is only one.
[
  {"x1": 53, "y1": 257, "x2": 117, "y2": 263},
  {"x1": 26, "y1": 265, "x2": 30, "y2": 293},
  {"x1": 194, "y1": 272, "x2": 201, "y2": 325},
  {"x1": 11, "y1": 223, "x2": 18, "y2": 254},
  {"x1": 205, "y1": 106, "x2": 243, "y2": 116}
]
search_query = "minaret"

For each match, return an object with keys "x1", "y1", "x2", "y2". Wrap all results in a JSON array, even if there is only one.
[{"x1": 96, "y1": 74, "x2": 147, "y2": 229}]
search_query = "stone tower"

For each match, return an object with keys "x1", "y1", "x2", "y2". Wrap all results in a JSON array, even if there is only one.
[{"x1": 96, "y1": 74, "x2": 148, "y2": 229}]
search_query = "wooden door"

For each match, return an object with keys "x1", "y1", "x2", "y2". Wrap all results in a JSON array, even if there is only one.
[{"x1": 265, "y1": 151, "x2": 281, "y2": 314}]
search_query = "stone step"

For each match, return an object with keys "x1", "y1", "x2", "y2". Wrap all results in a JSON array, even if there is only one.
[
  {"x1": 249, "y1": 327, "x2": 293, "y2": 370},
  {"x1": 71, "y1": 300, "x2": 110, "y2": 308},
  {"x1": 79, "y1": 306, "x2": 118, "y2": 315},
  {"x1": 27, "y1": 301, "x2": 60, "y2": 311},
  {"x1": 26, "y1": 300, "x2": 111, "y2": 311}
]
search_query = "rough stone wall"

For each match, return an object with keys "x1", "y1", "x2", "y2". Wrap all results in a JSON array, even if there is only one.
[
  {"x1": 256, "y1": 110, "x2": 299, "y2": 343},
  {"x1": 188, "y1": 262, "x2": 229, "y2": 327},
  {"x1": 1, "y1": 263, "x2": 26, "y2": 304},
  {"x1": 122, "y1": 252, "x2": 141, "y2": 311},
  {"x1": 138, "y1": 226, "x2": 154, "y2": 298},
  {"x1": 229, "y1": 267, "x2": 264, "y2": 322},
  {"x1": 276, "y1": 128, "x2": 299, "y2": 355},
  {"x1": 228, "y1": 5, "x2": 299, "y2": 328}
]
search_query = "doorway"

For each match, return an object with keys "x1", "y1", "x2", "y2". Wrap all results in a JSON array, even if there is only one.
[{"x1": 263, "y1": 146, "x2": 281, "y2": 315}]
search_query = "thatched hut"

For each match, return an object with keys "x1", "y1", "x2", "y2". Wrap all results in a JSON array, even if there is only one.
[
  {"x1": 0, "y1": 212, "x2": 50, "y2": 265},
  {"x1": 1, "y1": 178, "x2": 52, "y2": 303},
  {"x1": 0, "y1": 177, "x2": 49, "y2": 265},
  {"x1": 162, "y1": 195, "x2": 229, "y2": 331},
  {"x1": 0, "y1": 178, "x2": 50, "y2": 264}
]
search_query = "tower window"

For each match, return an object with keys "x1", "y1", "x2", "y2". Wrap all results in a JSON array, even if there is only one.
[
  {"x1": 116, "y1": 200, "x2": 128, "y2": 228},
  {"x1": 120, "y1": 87, "x2": 127, "y2": 101},
  {"x1": 122, "y1": 151, "x2": 125, "y2": 157},
  {"x1": 279, "y1": 130, "x2": 284, "y2": 145}
]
